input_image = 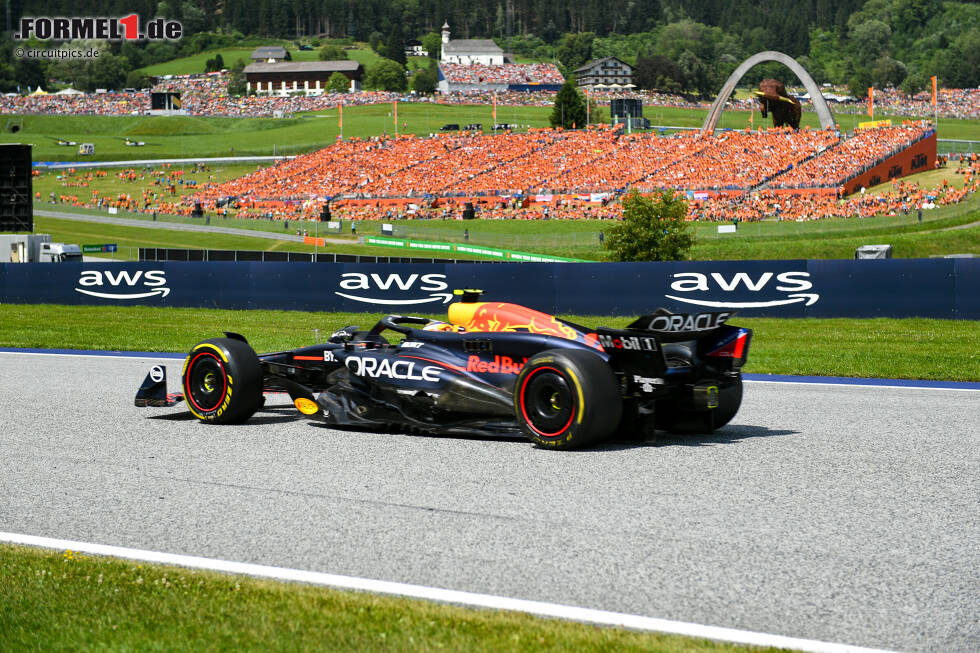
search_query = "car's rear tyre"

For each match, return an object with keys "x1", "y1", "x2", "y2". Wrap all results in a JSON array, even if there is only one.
[
  {"x1": 711, "y1": 377, "x2": 743, "y2": 429},
  {"x1": 182, "y1": 337, "x2": 263, "y2": 424},
  {"x1": 656, "y1": 376, "x2": 743, "y2": 433},
  {"x1": 514, "y1": 348, "x2": 622, "y2": 450}
]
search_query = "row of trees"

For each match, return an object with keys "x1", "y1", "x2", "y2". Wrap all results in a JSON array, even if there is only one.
[
  {"x1": 4, "y1": 0, "x2": 979, "y2": 94},
  {"x1": 509, "y1": 1, "x2": 980, "y2": 97},
  {"x1": 13, "y1": 0, "x2": 854, "y2": 57}
]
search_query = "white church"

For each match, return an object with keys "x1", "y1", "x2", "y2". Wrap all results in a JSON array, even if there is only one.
[{"x1": 439, "y1": 22, "x2": 505, "y2": 65}]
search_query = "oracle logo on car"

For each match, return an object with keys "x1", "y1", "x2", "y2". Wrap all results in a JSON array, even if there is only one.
[
  {"x1": 75, "y1": 269, "x2": 170, "y2": 300},
  {"x1": 345, "y1": 356, "x2": 442, "y2": 382},
  {"x1": 664, "y1": 271, "x2": 819, "y2": 309},
  {"x1": 334, "y1": 273, "x2": 452, "y2": 306}
]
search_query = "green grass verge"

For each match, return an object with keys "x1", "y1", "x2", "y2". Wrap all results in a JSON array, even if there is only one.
[
  {"x1": 0, "y1": 544, "x2": 769, "y2": 653},
  {"x1": 5, "y1": 104, "x2": 978, "y2": 163},
  {"x1": 691, "y1": 211, "x2": 980, "y2": 260},
  {"x1": 2, "y1": 105, "x2": 556, "y2": 162},
  {"x1": 33, "y1": 162, "x2": 269, "y2": 203},
  {"x1": 1, "y1": 305, "x2": 976, "y2": 381},
  {"x1": 367, "y1": 206, "x2": 980, "y2": 260},
  {"x1": 29, "y1": 215, "x2": 495, "y2": 261},
  {"x1": 28, "y1": 204, "x2": 980, "y2": 262},
  {"x1": 137, "y1": 46, "x2": 257, "y2": 76},
  {"x1": 136, "y1": 42, "x2": 382, "y2": 77},
  {"x1": 30, "y1": 215, "x2": 343, "y2": 259}
]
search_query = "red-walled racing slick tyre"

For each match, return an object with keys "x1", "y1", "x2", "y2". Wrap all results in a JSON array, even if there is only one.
[
  {"x1": 182, "y1": 337, "x2": 263, "y2": 424},
  {"x1": 514, "y1": 349, "x2": 622, "y2": 449}
]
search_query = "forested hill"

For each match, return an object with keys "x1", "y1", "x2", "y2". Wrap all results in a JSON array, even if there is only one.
[
  {"x1": 5, "y1": 0, "x2": 979, "y2": 91},
  {"x1": 6, "y1": 0, "x2": 865, "y2": 56}
]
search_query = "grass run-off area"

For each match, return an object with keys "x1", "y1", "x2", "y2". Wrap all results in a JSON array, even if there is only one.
[
  {"x1": 30, "y1": 203, "x2": 980, "y2": 261},
  {"x1": 1, "y1": 305, "x2": 977, "y2": 381},
  {"x1": 357, "y1": 202, "x2": 980, "y2": 260},
  {"x1": 5, "y1": 103, "x2": 979, "y2": 163},
  {"x1": 29, "y1": 215, "x2": 493, "y2": 262},
  {"x1": 0, "y1": 543, "x2": 776, "y2": 653}
]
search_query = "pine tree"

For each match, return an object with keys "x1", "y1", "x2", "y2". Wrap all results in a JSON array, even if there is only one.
[
  {"x1": 549, "y1": 78, "x2": 586, "y2": 129},
  {"x1": 386, "y1": 24, "x2": 407, "y2": 66}
]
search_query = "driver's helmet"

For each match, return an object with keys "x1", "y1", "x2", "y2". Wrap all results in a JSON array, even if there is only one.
[{"x1": 423, "y1": 321, "x2": 465, "y2": 333}]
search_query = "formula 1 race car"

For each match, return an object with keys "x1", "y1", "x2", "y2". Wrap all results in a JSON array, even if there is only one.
[{"x1": 136, "y1": 291, "x2": 751, "y2": 449}]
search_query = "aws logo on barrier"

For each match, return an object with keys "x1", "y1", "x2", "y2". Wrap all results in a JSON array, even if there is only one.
[
  {"x1": 335, "y1": 273, "x2": 452, "y2": 306},
  {"x1": 664, "y1": 271, "x2": 819, "y2": 309},
  {"x1": 75, "y1": 269, "x2": 170, "y2": 299}
]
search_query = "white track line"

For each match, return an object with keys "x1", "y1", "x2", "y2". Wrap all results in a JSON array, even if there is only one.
[
  {"x1": 0, "y1": 351, "x2": 181, "y2": 360},
  {"x1": 0, "y1": 532, "x2": 897, "y2": 653},
  {"x1": 2, "y1": 351, "x2": 978, "y2": 393},
  {"x1": 744, "y1": 379, "x2": 980, "y2": 392}
]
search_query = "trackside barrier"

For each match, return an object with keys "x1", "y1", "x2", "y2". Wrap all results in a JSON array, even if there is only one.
[
  {"x1": 1, "y1": 259, "x2": 978, "y2": 318},
  {"x1": 364, "y1": 236, "x2": 586, "y2": 263},
  {"x1": 138, "y1": 247, "x2": 488, "y2": 264}
]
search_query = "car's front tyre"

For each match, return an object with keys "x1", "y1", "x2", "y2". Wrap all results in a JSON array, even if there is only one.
[{"x1": 182, "y1": 337, "x2": 263, "y2": 424}]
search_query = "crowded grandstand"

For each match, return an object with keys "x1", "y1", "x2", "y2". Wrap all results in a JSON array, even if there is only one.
[
  {"x1": 36, "y1": 118, "x2": 974, "y2": 227},
  {"x1": 9, "y1": 68, "x2": 978, "y2": 227},
  {"x1": 4, "y1": 72, "x2": 980, "y2": 119}
]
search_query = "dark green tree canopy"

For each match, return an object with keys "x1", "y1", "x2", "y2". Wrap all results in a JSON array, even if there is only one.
[
  {"x1": 635, "y1": 54, "x2": 684, "y2": 91},
  {"x1": 555, "y1": 32, "x2": 595, "y2": 72},
  {"x1": 366, "y1": 58, "x2": 408, "y2": 92},
  {"x1": 421, "y1": 32, "x2": 442, "y2": 60},
  {"x1": 5, "y1": 0, "x2": 980, "y2": 93},
  {"x1": 319, "y1": 45, "x2": 349, "y2": 61},
  {"x1": 411, "y1": 63, "x2": 439, "y2": 95},
  {"x1": 386, "y1": 24, "x2": 407, "y2": 66},
  {"x1": 550, "y1": 78, "x2": 587, "y2": 129},
  {"x1": 326, "y1": 72, "x2": 350, "y2": 93}
]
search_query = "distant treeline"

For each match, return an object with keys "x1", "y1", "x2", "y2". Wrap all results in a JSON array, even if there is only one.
[
  {"x1": 4, "y1": 0, "x2": 979, "y2": 95},
  {"x1": 5, "y1": 0, "x2": 862, "y2": 57}
]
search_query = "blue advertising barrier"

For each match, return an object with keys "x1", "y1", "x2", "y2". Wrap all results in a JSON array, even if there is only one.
[{"x1": 1, "y1": 259, "x2": 978, "y2": 318}]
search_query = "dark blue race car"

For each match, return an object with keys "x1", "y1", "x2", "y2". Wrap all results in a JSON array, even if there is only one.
[{"x1": 136, "y1": 291, "x2": 751, "y2": 449}]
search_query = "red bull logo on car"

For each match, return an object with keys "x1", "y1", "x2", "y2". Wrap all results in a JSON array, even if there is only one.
[{"x1": 466, "y1": 355, "x2": 527, "y2": 374}]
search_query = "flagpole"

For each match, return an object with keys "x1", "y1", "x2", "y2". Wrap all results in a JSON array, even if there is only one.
[
  {"x1": 339, "y1": 101, "x2": 343, "y2": 141},
  {"x1": 394, "y1": 101, "x2": 398, "y2": 137}
]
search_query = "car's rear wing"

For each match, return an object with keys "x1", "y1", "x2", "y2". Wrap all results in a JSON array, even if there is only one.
[
  {"x1": 625, "y1": 310, "x2": 736, "y2": 341},
  {"x1": 595, "y1": 310, "x2": 751, "y2": 375}
]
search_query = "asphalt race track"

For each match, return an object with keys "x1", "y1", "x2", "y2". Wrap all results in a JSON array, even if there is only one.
[{"x1": 1, "y1": 351, "x2": 978, "y2": 652}]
